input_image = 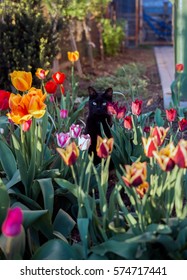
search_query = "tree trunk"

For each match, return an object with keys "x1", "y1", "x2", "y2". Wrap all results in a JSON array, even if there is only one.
[
  {"x1": 83, "y1": 18, "x2": 94, "y2": 69},
  {"x1": 97, "y1": 21, "x2": 104, "y2": 61}
]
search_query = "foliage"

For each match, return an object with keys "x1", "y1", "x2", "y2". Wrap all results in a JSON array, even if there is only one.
[
  {"x1": 0, "y1": 0, "x2": 63, "y2": 90},
  {"x1": 93, "y1": 63, "x2": 148, "y2": 98},
  {"x1": 101, "y1": 19, "x2": 125, "y2": 56}
]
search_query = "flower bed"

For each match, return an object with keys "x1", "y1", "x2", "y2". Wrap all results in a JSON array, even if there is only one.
[{"x1": 1, "y1": 53, "x2": 187, "y2": 260}]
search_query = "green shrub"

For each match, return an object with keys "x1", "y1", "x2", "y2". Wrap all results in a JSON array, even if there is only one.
[
  {"x1": 101, "y1": 19, "x2": 125, "y2": 56},
  {"x1": 0, "y1": 0, "x2": 63, "y2": 90}
]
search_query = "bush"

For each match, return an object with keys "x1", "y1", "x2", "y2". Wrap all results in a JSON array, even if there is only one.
[{"x1": 0, "y1": 0, "x2": 63, "y2": 90}]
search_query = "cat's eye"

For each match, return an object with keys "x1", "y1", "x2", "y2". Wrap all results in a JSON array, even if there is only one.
[
  {"x1": 102, "y1": 102, "x2": 107, "y2": 106},
  {"x1": 92, "y1": 101, "x2": 97, "y2": 106}
]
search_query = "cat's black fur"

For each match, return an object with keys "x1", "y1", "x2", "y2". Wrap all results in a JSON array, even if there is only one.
[{"x1": 85, "y1": 86, "x2": 113, "y2": 164}]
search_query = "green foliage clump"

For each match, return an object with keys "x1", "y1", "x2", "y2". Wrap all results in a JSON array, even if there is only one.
[
  {"x1": 0, "y1": 0, "x2": 63, "y2": 90},
  {"x1": 101, "y1": 19, "x2": 125, "y2": 56},
  {"x1": 93, "y1": 62, "x2": 148, "y2": 98}
]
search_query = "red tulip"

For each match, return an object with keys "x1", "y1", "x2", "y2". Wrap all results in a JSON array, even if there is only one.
[
  {"x1": 0, "y1": 90, "x2": 10, "y2": 110},
  {"x1": 131, "y1": 99, "x2": 142, "y2": 116},
  {"x1": 153, "y1": 143, "x2": 175, "y2": 171},
  {"x1": 166, "y1": 108, "x2": 177, "y2": 122},
  {"x1": 173, "y1": 139, "x2": 187, "y2": 168},
  {"x1": 176, "y1": 63, "x2": 184, "y2": 73},
  {"x1": 142, "y1": 136, "x2": 157, "y2": 157},
  {"x1": 150, "y1": 126, "x2": 169, "y2": 146},
  {"x1": 52, "y1": 72, "x2": 66, "y2": 84},
  {"x1": 124, "y1": 115, "x2": 133, "y2": 130},
  {"x1": 178, "y1": 118, "x2": 187, "y2": 132},
  {"x1": 45, "y1": 80, "x2": 57, "y2": 94},
  {"x1": 107, "y1": 102, "x2": 126, "y2": 119}
]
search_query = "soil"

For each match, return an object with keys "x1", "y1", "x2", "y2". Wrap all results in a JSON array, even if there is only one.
[{"x1": 78, "y1": 46, "x2": 164, "y2": 113}]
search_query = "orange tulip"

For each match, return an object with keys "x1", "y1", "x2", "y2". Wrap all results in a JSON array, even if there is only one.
[
  {"x1": 7, "y1": 89, "x2": 46, "y2": 125},
  {"x1": 56, "y1": 142, "x2": 79, "y2": 166},
  {"x1": 122, "y1": 162, "x2": 147, "y2": 187},
  {"x1": 96, "y1": 136, "x2": 114, "y2": 158},
  {"x1": 10, "y1": 71, "x2": 32, "y2": 91},
  {"x1": 153, "y1": 143, "x2": 175, "y2": 171},
  {"x1": 67, "y1": 51, "x2": 79, "y2": 63},
  {"x1": 136, "y1": 181, "x2": 149, "y2": 198}
]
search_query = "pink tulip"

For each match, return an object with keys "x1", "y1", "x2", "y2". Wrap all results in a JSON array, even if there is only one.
[
  {"x1": 2, "y1": 207, "x2": 23, "y2": 237},
  {"x1": 60, "y1": 109, "x2": 68, "y2": 119},
  {"x1": 69, "y1": 124, "x2": 82, "y2": 138},
  {"x1": 56, "y1": 132, "x2": 71, "y2": 148}
]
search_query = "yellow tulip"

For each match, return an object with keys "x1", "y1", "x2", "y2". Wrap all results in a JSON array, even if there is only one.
[
  {"x1": 56, "y1": 142, "x2": 79, "y2": 166},
  {"x1": 10, "y1": 71, "x2": 32, "y2": 91},
  {"x1": 67, "y1": 51, "x2": 79, "y2": 63}
]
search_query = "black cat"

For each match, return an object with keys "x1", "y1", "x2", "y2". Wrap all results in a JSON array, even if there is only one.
[{"x1": 85, "y1": 86, "x2": 113, "y2": 164}]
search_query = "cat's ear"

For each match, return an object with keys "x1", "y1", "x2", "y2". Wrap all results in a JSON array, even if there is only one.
[
  {"x1": 88, "y1": 87, "x2": 98, "y2": 99},
  {"x1": 104, "y1": 87, "x2": 113, "y2": 101}
]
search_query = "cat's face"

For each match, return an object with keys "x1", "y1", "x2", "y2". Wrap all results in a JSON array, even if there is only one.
[{"x1": 88, "y1": 87, "x2": 113, "y2": 116}]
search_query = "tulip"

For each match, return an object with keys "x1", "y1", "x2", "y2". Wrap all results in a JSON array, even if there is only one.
[
  {"x1": 107, "y1": 102, "x2": 126, "y2": 119},
  {"x1": 56, "y1": 132, "x2": 71, "y2": 148},
  {"x1": 60, "y1": 109, "x2": 68, "y2": 119},
  {"x1": 78, "y1": 134, "x2": 91, "y2": 151},
  {"x1": 142, "y1": 136, "x2": 157, "y2": 157},
  {"x1": 45, "y1": 80, "x2": 57, "y2": 94},
  {"x1": 173, "y1": 139, "x2": 187, "y2": 168},
  {"x1": 35, "y1": 68, "x2": 49, "y2": 80},
  {"x1": 136, "y1": 181, "x2": 149, "y2": 198},
  {"x1": 22, "y1": 119, "x2": 32, "y2": 132},
  {"x1": 10, "y1": 70, "x2": 32, "y2": 91},
  {"x1": 69, "y1": 124, "x2": 82, "y2": 138},
  {"x1": 122, "y1": 161, "x2": 147, "y2": 187},
  {"x1": 67, "y1": 51, "x2": 79, "y2": 63},
  {"x1": 0, "y1": 90, "x2": 10, "y2": 110},
  {"x1": 178, "y1": 118, "x2": 187, "y2": 132},
  {"x1": 150, "y1": 126, "x2": 169, "y2": 146},
  {"x1": 131, "y1": 99, "x2": 142, "y2": 116},
  {"x1": 56, "y1": 142, "x2": 79, "y2": 165},
  {"x1": 7, "y1": 90, "x2": 46, "y2": 125},
  {"x1": 153, "y1": 143, "x2": 175, "y2": 171},
  {"x1": 165, "y1": 108, "x2": 177, "y2": 122},
  {"x1": 143, "y1": 126, "x2": 150, "y2": 133},
  {"x1": 2, "y1": 207, "x2": 23, "y2": 237},
  {"x1": 96, "y1": 136, "x2": 114, "y2": 158},
  {"x1": 52, "y1": 72, "x2": 66, "y2": 85},
  {"x1": 124, "y1": 115, "x2": 133, "y2": 130},
  {"x1": 176, "y1": 63, "x2": 184, "y2": 73}
]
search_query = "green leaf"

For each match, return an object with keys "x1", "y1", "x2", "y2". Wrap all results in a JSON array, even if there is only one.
[
  {"x1": 37, "y1": 178, "x2": 54, "y2": 218},
  {"x1": 6, "y1": 169, "x2": 21, "y2": 190},
  {"x1": 154, "y1": 108, "x2": 165, "y2": 127},
  {"x1": 53, "y1": 209, "x2": 76, "y2": 238},
  {"x1": 23, "y1": 209, "x2": 49, "y2": 228},
  {"x1": 32, "y1": 239, "x2": 81, "y2": 260},
  {"x1": 0, "y1": 179, "x2": 10, "y2": 226},
  {"x1": 77, "y1": 218, "x2": 89, "y2": 258},
  {"x1": 0, "y1": 139, "x2": 17, "y2": 180}
]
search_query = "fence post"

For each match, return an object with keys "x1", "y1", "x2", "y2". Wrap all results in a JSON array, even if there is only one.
[{"x1": 174, "y1": 0, "x2": 187, "y2": 101}]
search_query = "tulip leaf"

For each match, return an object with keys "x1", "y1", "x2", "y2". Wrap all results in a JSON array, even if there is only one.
[
  {"x1": 23, "y1": 209, "x2": 49, "y2": 228},
  {"x1": 154, "y1": 108, "x2": 165, "y2": 127},
  {"x1": 32, "y1": 239, "x2": 81, "y2": 260},
  {"x1": 0, "y1": 179, "x2": 10, "y2": 226},
  {"x1": 37, "y1": 178, "x2": 54, "y2": 218},
  {"x1": 53, "y1": 209, "x2": 76, "y2": 238},
  {"x1": 77, "y1": 218, "x2": 89, "y2": 258},
  {"x1": 0, "y1": 139, "x2": 17, "y2": 180}
]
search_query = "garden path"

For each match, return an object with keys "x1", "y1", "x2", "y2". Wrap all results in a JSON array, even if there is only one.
[{"x1": 154, "y1": 46, "x2": 187, "y2": 109}]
